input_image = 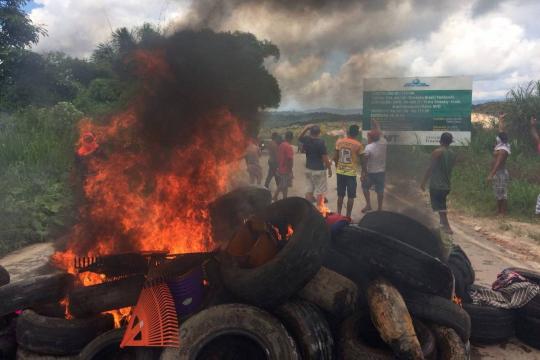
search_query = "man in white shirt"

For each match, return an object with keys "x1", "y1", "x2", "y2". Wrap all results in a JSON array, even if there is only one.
[{"x1": 361, "y1": 120, "x2": 387, "y2": 212}]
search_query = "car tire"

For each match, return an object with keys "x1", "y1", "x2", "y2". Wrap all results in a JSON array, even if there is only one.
[
  {"x1": 401, "y1": 289, "x2": 471, "y2": 341},
  {"x1": 274, "y1": 300, "x2": 334, "y2": 360},
  {"x1": 430, "y1": 325, "x2": 468, "y2": 360},
  {"x1": 0, "y1": 265, "x2": 9, "y2": 287},
  {"x1": 78, "y1": 328, "x2": 160, "y2": 360},
  {"x1": 358, "y1": 211, "x2": 444, "y2": 259},
  {"x1": 219, "y1": 197, "x2": 330, "y2": 308},
  {"x1": 519, "y1": 294, "x2": 540, "y2": 318},
  {"x1": 462, "y1": 303, "x2": 515, "y2": 344},
  {"x1": 515, "y1": 313, "x2": 540, "y2": 350},
  {"x1": 298, "y1": 267, "x2": 358, "y2": 319},
  {"x1": 335, "y1": 225, "x2": 453, "y2": 298},
  {"x1": 338, "y1": 315, "x2": 436, "y2": 360},
  {"x1": 0, "y1": 273, "x2": 74, "y2": 317},
  {"x1": 68, "y1": 274, "x2": 145, "y2": 318},
  {"x1": 16, "y1": 310, "x2": 114, "y2": 355},
  {"x1": 160, "y1": 304, "x2": 299, "y2": 360},
  {"x1": 209, "y1": 186, "x2": 272, "y2": 245}
]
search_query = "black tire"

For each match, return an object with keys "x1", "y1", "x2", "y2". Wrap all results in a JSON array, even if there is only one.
[
  {"x1": 334, "y1": 225, "x2": 453, "y2": 298},
  {"x1": 199, "y1": 257, "x2": 237, "y2": 310},
  {"x1": 430, "y1": 325, "x2": 468, "y2": 360},
  {"x1": 358, "y1": 211, "x2": 444, "y2": 259},
  {"x1": 515, "y1": 313, "x2": 540, "y2": 350},
  {"x1": 298, "y1": 267, "x2": 358, "y2": 319},
  {"x1": 401, "y1": 290, "x2": 471, "y2": 341},
  {"x1": 448, "y1": 245, "x2": 475, "y2": 286},
  {"x1": 78, "y1": 328, "x2": 161, "y2": 360},
  {"x1": 0, "y1": 265, "x2": 9, "y2": 287},
  {"x1": 209, "y1": 186, "x2": 272, "y2": 245},
  {"x1": 462, "y1": 303, "x2": 515, "y2": 344},
  {"x1": 68, "y1": 274, "x2": 145, "y2": 318},
  {"x1": 16, "y1": 347, "x2": 75, "y2": 359},
  {"x1": 519, "y1": 294, "x2": 540, "y2": 318},
  {"x1": 338, "y1": 316, "x2": 436, "y2": 360},
  {"x1": 219, "y1": 197, "x2": 330, "y2": 308},
  {"x1": 0, "y1": 273, "x2": 74, "y2": 317},
  {"x1": 160, "y1": 304, "x2": 299, "y2": 360},
  {"x1": 31, "y1": 302, "x2": 66, "y2": 318},
  {"x1": 0, "y1": 315, "x2": 17, "y2": 360},
  {"x1": 16, "y1": 310, "x2": 114, "y2": 356},
  {"x1": 274, "y1": 300, "x2": 334, "y2": 360}
]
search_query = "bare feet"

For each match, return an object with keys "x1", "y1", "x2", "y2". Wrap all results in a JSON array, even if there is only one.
[{"x1": 361, "y1": 206, "x2": 372, "y2": 213}]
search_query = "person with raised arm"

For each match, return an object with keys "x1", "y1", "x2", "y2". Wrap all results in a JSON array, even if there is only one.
[{"x1": 298, "y1": 124, "x2": 332, "y2": 204}]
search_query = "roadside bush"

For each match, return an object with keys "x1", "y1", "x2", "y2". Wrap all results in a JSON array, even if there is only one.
[{"x1": 0, "y1": 103, "x2": 81, "y2": 256}]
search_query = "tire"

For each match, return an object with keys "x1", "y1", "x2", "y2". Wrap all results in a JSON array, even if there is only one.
[
  {"x1": 16, "y1": 310, "x2": 114, "y2": 356},
  {"x1": 519, "y1": 294, "x2": 540, "y2": 318},
  {"x1": 31, "y1": 302, "x2": 66, "y2": 318},
  {"x1": 335, "y1": 225, "x2": 453, "y2": 298},
  {"x1": 430, "y1": 325, "x2": 468, "y2": 360},
  {"x1": 0, "y1": 315, "x2": 17, "y2": 359},
  {"x1": 338, "y1": 316, "x2": 436, "y2": 360},
  {"x1": 160, "y1": 304, "x2": 299, "y2": 360},
  {"x1": 367, "y1": 277, "x2": 423, "y2": 359},
  {"x1": 219, "y1": 197, "x2": 330, "y2": 308},
  {"x1": 0, "y1": 265, "x2": 9, "y2": 287},
  {"x1": 16, "y1": 347, "x2": 75, "y2": 359},
  {"x1": 448, "y1": 245, "x2": 475, "y2": 286},
  {"x1": 68, "y1": 275, "x2": 145, "y2": 318},
  {"x1": 298, "y1": 267, "x2": 358, "y2": 319},
  {"x1": 401, "y1": 290, "x2": 471, "y2": 342},
  {"x1": 78, "y1": 328, "x2": 161, "y2": 360},
  {"x1": 462, "y1": 303, "x2": 515, "y2": 344},
  {"x1": 274, "y1": 300, "x2": 334, "y2": 360},
  {"x1": 515, "y1": 313, "x2": 540, "y2": 350},
  {"x1": 323, "y1": 247, "x2": 370, "y2": 307},
  {"x1": 209, "y1": 186, "x2": 272, "y2": 245},
  {"x1": 0, "y1": 273, "x2": 74, "y2": 317},
  {"x1": 358, "y1": 211, "x2": 444, "y2": 259}
]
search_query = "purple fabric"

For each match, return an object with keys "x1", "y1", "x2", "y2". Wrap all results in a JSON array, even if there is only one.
[
  {"x1": 167, "y1": 266, "x2": 204, "y2": 317},
  {"x1": 492, "y1": 269, "x2": 528, "y2": 291}
]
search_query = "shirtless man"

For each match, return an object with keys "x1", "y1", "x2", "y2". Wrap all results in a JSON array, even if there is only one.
[{"x1": 487, "y1": 113, "x2": 510, "y2": 216}]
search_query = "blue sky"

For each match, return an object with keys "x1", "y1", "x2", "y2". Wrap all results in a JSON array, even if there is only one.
[{"x1": 26, "y1": 0, "x2": 540, "y2": 110}]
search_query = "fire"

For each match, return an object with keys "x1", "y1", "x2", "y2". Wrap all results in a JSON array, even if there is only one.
[
  {"x1": 317, "y1": 196, "x2": 330, "y2": 218},
  {"x1": 59, "y1": 297, "x2": 73, "y2": 320},
  {"x1": 110, "y1": 307, "x2": 132, "y2": 328}
]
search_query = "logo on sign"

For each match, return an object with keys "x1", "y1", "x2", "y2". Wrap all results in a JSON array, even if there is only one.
[{"x1": 404, "y1": 78, "x2": 429, "y2": 87}]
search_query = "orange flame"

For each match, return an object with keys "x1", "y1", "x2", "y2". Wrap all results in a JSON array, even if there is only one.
[{"x1": 317, "y1": 196, "x2": 330, "y2": 218}]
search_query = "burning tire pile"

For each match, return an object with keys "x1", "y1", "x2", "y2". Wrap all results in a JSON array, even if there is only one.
[{"x1": 0, "y1": 187, "x2": 539, "y2": 359}]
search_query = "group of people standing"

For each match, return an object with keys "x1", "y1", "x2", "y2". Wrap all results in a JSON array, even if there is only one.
[
  {"x1": 251, "y1": 121, "x2": 389, "y2": 218},
  {"x1": 245, "y1": 113, "x2": 540, "y2": 235}
]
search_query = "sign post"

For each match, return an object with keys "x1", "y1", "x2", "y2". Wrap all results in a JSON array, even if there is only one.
[{"x1": 362, "y1": 76, "x2": 472, "y2": 146}]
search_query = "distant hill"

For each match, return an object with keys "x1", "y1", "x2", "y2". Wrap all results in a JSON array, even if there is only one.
[
  {"x1": 262, "y1": 110, "x2": 362, "y2": 128},
  {"x1": 472, "y1": 100, "x2": 507, "y2": 115}
]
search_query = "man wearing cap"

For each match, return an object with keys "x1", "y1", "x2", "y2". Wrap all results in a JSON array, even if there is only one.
[
  {"x1": 298, "y1": 124, "x2": 332, "y2": 204},
  {"x1": 361, "y1": 120, "x2": 387, "y2": 212},
  {"x1": 421, "y1": 132, "x2": 457, "y2": 234}
]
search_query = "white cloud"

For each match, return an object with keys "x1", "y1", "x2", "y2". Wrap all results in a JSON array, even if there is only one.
[{"x1": 29, "y1": 0, "x2": 188, "y2": 58}]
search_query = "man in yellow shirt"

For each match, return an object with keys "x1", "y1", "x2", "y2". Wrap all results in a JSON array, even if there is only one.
[{"x1": 334, "y1": 125, "x2": 364, "y2": 217}]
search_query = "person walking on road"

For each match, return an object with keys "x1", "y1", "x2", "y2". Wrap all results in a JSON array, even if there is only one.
[
  {"x1": 298, "y1": 124, "x2": 332, "y2": 204},
  {"x1": 530, "y1": 116, "x2": 540, "y2": 215},
  {"x1": 361, "y1": 120, "x2": 387, "y2": 212},
  {"x1": 334, "y1": 125, "x2": 364, "y2": 217},
  {"x1": 421, "y1": 132, "x2": 456, "y2": 234},
  {"x1": 487, "y1": 113, "x2": 511, "y2": 216},
  {"x1": 264, "y1": 132, "x2": 281, "y2": 189},
  {"x1": 274, "y1": 131, "x2": 294, "y2": 201}
]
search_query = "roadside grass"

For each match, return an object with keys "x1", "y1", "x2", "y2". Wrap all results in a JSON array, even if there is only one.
[{"x1": 0, "y1": 103, "x2": 81, "y2": 256}]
